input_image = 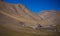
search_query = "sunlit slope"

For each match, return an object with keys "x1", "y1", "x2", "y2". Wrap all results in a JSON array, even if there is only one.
[{"x1": 0, "y1": 1, "x2": 41, "y2": 20}]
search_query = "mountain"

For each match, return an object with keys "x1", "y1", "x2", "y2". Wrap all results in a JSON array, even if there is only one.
[
  {"x1": 0, "y1": 1, "x2": 60, "y2": 28},
  {"x1": 0, "y1": 1, "x2": 60, "y2": 27},
  {"x1": 0, "y1": 1, "x2": 42, "y2": 27},
  {"x1": 38, "y1": 10, "x2": 60, "y2": 26},
  {"x1": 0, "y1": 1, "x2": 60, "y2": 36}
]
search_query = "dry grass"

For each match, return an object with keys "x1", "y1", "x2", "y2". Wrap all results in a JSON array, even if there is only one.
[{"x1": 0, "y1": 25, "x2": 57, "y2": 36}]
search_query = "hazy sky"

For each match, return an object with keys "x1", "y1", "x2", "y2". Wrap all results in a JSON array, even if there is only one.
[{"x1": 4, "y1": 0, "x2": 60, "y2": 13}]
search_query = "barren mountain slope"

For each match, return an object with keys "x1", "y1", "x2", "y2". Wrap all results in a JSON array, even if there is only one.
[{"x1": 38, "y1": 10, "x2": 60, "y2": 26}]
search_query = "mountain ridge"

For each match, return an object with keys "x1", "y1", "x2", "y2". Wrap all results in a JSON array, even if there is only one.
[{"x1": 0, "y1": 1, "x2": 60, "y2": 26}]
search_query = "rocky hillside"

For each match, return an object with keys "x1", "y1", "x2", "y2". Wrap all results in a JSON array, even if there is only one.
[{"x1": 38, "y1": 10, "x2": 60, "y2": 26}]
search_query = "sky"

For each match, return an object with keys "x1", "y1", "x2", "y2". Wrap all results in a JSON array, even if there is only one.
[{"x1": 3, "y1": 0, "x2": 60, "y2": 13}]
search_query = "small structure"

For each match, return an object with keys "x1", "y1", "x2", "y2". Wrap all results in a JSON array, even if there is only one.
[
  {"x1": 35, "y1": 24, "x2": 42, "y2": 29},
  {"x1": 19, "y1": 22, "x2": 25, "y2": 26}
]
